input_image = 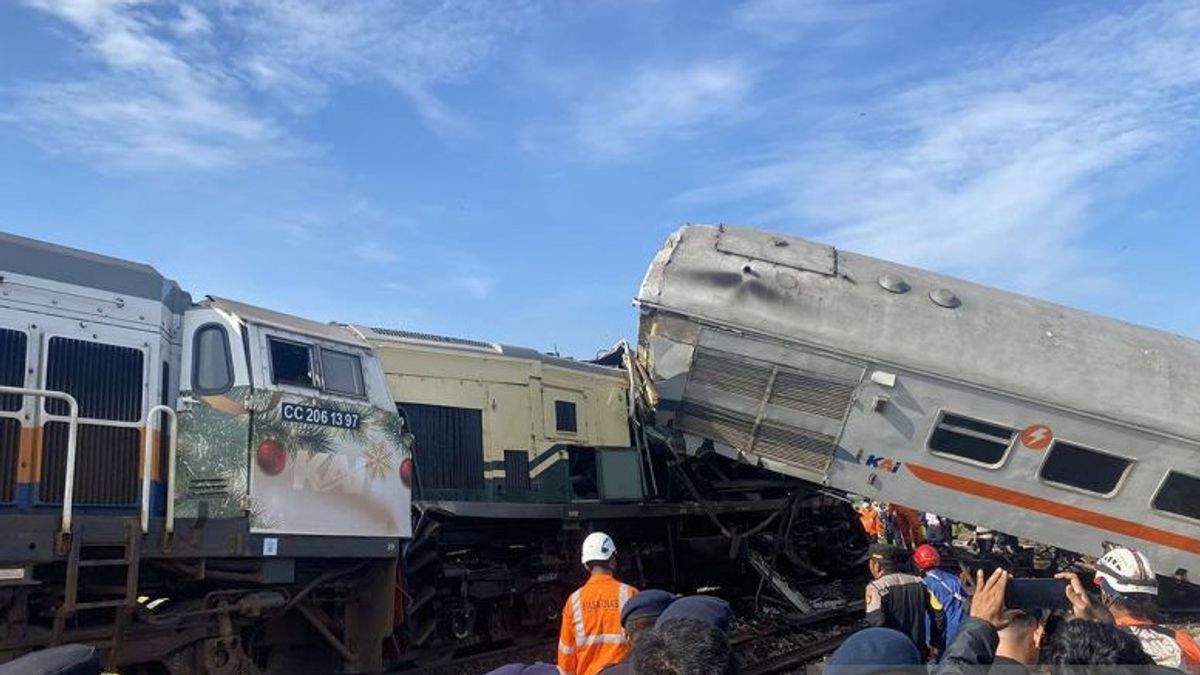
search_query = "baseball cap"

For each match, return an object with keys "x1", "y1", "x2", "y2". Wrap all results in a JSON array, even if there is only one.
[
  {"x1": 621, "y1": 589, "x2": 676, "y2": 626},
  {"x1": 655, "y1": 595, "x2": 731, "y2": 633}
]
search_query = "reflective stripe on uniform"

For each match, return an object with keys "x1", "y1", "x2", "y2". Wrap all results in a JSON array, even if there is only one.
[
  {"x1": 579, "y1": 633, "x2": 627, "y2": 646},
  {"x1": 558, "y1": 642, "x2": 575, "y2": 655},
  {"x1": 571, "y1": 590, "x2": 586, "y2": 645},
  {"x1": 618, "y1": 583, "x2": 631, "y2": 616}
]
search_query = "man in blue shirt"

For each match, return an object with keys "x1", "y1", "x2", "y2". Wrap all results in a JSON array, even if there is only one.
[{"x1": 913, "y1": 543, "x2": 966, "y2": 656}]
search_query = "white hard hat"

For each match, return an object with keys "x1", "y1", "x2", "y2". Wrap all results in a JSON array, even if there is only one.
[
  {"x1": 1095, "y1": 547, "x2": 1158, "y2": 596},
  {"x1": 581, "y1": 532, "x2": 616, "y2": 565}
]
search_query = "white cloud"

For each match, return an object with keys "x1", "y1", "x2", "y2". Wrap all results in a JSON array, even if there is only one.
[
  {"x1": 682, "y1": 1, "x2": 1200, "y2": 294},
  {"x1": 6, "y1": 0, "x2": 527, "y2": 169},
  {"x1": 570, "y1": 61, "x2": 756, "y2": 159}
]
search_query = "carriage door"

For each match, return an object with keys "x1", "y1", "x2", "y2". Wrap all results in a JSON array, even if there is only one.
[{"x1": 176, "y1": 308, "x2": 251, "y2": 519}]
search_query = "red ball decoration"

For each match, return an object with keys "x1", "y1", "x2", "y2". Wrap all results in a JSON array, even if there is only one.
[
  {"x1": 256, "y1": 438, "x2": 287, "y2": 475},
  {"x1": 399, "y1": 457, "x2": 414, "y2": 486}
]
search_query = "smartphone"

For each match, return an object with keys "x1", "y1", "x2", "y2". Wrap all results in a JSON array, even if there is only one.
[{"x1": 1004, "y1": 578, "x2": 1070, "y2": 611}]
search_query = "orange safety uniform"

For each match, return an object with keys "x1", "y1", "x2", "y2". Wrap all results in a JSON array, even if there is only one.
[
  {"x1": 557, "y1": 574, "x2": 638, "y2": 675},
  {"x1": 1115, "y1": 615, "x2": 1200, "y2": 675},
  {"x1": 889, "y1": 504, "x2": 924, "y2": 548},
  {"x1": 858, "y1": 506, "x2": 882, "y2": 539}
]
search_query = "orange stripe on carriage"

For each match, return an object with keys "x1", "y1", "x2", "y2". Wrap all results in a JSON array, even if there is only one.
[{"x1": 905, "y1": 462, "x2": 1200, "y2": 556}]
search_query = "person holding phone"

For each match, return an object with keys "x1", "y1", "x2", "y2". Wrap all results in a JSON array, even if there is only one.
[{"x1": 1065, "y1": 547, "x2": 1200, "y2": 674}]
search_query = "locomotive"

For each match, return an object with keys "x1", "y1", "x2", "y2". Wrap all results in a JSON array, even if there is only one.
[{"x1": 0, "y1": 232, "x2": 865, "y2": 674}]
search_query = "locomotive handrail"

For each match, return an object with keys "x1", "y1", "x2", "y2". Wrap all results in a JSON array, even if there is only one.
[
  {"x1": 0, "y1": 386, "x2": 79, "y2": 535},
  {"x1": 140, "y1": 404, "x2": 178, "y2": 534}
]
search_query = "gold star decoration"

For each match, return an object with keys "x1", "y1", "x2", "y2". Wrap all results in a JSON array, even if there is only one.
[{"x1": 364, "y1": 441, "x2": 394, "y2": 481}]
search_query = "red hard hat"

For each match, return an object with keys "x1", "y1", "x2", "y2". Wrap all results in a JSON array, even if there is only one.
[{"x1": 913, "y1": 544, "x2": 940, "y2": 570}]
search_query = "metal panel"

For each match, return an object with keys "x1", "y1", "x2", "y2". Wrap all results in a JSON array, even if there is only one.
[
  {"x1": 0, "y1": 419, "x2": 18, "y2": 503},
  {"x1": 715, "y1": 225, "x2": 837, "y2": 276},
  {"x1": 769, "y1": 370, "x2": 857, "y2": 419},
  {"x1": 0, "y1": 329, "x2": 27, "y2": 411},
  {"x1": 45, "y1": 337, "x2": 143, "y2": 421},
  {"x1": 753, "y1": 422, "x2": 835, "y2": 475},
  {"x1": 400, "y1": 402, "x2": 485, "y2": 491},
  {"x1": 39, "y1": 337, "x2": 144, "y2": 505},
  {"x1": 689, "y1": 348, "x2": 772, "y2": 400},
  {"x1": 676, "y1": 401, "x2": 754, "y2": 451},
  {"x1": 40, "y1": 423, "x2": 139, "y2": 504},
  {"x1": 503, "y1": 450, "x2": 531, "y2": 492}
]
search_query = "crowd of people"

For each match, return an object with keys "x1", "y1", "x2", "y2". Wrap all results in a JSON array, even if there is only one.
[
  {"x1": 838, "y1": 543, "x2": 1200, "y2": 674},
  {"x1": 487, "y1": 531, "x2": 1199, "y2": 675}
]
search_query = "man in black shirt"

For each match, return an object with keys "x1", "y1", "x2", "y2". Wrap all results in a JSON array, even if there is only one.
[{"x1": 864, "y1": 543, "x2": 944, "y2": 659}]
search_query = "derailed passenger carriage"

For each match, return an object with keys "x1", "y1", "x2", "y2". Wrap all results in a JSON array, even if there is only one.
[
  {"x1": 636, "y1": 224, "x2": 1200, "y2": 583},
  {"x1": 0, "y1": 234, "x2": 407, "y2": 674}
]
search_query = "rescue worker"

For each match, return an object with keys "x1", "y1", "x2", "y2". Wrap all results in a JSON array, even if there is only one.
[
  {"x1": 858, "y1": 502, "x2": 883, "y2": 541},
  {"x1": 913, "y1": 544, "x2": 966, "y2": 649},
  {"x1": 864, "y1": 543, "x2": 944, "y2": 660},
  {"x1": 558, "y1": 532, "x2": 639, "y2": 675},
  {"x1": 975, "y1": 526, "x2": 995, "y2": 555},
  {"x1": 1091, "y1": 547, "x2": 1200, "y2": 674},
  {"x1": 888, "y1": 504, "x2": 924, "y2": 549}
]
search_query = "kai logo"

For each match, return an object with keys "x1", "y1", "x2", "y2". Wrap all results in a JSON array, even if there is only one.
[
  {"x1": 292, "y1": 450, "x2": 368, "y2": 494},
  {"x1": 863, "y1": 454, "x2": 903, "y2": 474}
]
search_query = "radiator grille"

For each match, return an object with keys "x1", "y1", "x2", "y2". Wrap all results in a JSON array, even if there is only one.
[
  {"x1": 0, "y1": 329, "x2": 27, "y2": 411},
  {"x1": 46, "y1": 337, "x2": 143, "y2": 420},
  {"x1": 769, "y1": 370, "x2": 857, "y2": 419},
  {"x1": 678, "y1": 344, "x2": 862, "y2": 478},
  {"x1": 676, "y1": 401, "x2": 755, "y2": 451},
  {"x1": 754, "y1": 422, "x2": 836, "y2": 474},
  {"x1": 689, "y1": 349, "x2": 772, "y2": 400},
  {"x1": 0, "y1": 419, "x2": 18, "y2": 503},
  {"x1": 39, "y1": 423, "x2": 139, "y2": 505},
  {"x1": 504, "y1": 450, "x2": 531, "y2": 492}
]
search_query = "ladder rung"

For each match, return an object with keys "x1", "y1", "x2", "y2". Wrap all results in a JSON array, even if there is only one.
[
  {"x1": 74, "y1": 600, "x2": 129, "y2": 611},
  {"x1": 78, "y1": 559, "x2": 129, "y2": 568}
]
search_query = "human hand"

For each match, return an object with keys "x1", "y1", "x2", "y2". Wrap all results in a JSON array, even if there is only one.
[
  {"x1": 970, "y1": 567, "x2": 1011, "y2": 630},
  {"x1": 1055, "y1": 572, "x2": 1100, "y2": 620}
]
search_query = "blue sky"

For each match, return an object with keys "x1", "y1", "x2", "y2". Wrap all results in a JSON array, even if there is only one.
[{"x1": 1, "y1": 0, "x2": 1198, "y2": 357}]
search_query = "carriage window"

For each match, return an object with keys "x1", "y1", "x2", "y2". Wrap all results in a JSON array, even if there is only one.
[
  {"x1": 268, "y1": 337, "x2": 314, "y2": 388},
  {"x1": 320, "y1": 348, "x2": 364, "y2": 397},
  {"x1": 1039, "y1": 441, "x2": 1132, "y2": 496},
  {"x1": 555, "y1": 400, "x2": 578, "y2": 433},
  {"x1": 1152, "y1": 471, "x2": 1200, "y2": 521},
  {"x1": 193, "y1": 324, "x2": 233, "y2": 394},
  {"x1": 927, "y1": 412, "x2": 1014, "y2": 466}
]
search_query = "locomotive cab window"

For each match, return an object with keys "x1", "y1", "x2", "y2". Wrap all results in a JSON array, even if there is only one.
[
  {"x1": 555, "y1": 400, "x2": 578, "y2": 433},
  {"x1": 1152, "y1": 471, "x2": 1200, "y2": 522},
  {"x1": 927, "y1": 411, "x2": 1015, "y2": 466},
  {"x1": 193, "y1": 324, "x2": 233, "y2": 394},
  {"x1": 320, "y1": 348, "x2": 364, "y2": 397},
  {"x1": 269, "y1": 337, "x2": 315, "y2": 389},
  {"x1": 1039, "y1": 441, "x2": 1132, "y2": 496}
]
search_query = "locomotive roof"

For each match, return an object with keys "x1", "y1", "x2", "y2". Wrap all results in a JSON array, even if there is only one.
[
  {"x1": 638, "y1": 224, "x2": 1200, "y2": 444},
  {"x1": 353, "y1": 324, "x2": 626, "y2": 379},
  {"x1": 206, "y1": 296, "x2": 370, "y2": 347},
  {"x1": 0, "y1": 231, "x2": 190, "y2": 310}
]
